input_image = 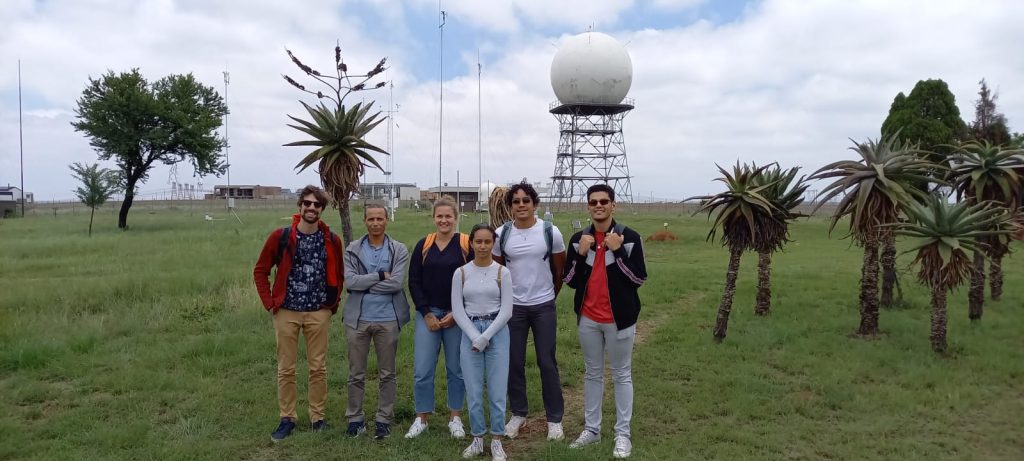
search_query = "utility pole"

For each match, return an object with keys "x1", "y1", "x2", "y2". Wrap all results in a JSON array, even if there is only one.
[
  {"x1": 223, "y1": 69, "x2": 231, "y2": 205},
  {"x1": 438, "y1": 5, "x2": 446, "y2": 194},
  {"x1": 19, "y1": 59, "x2": 25, "y2": 217}
]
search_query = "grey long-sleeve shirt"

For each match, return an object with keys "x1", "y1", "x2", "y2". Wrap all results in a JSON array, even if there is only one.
[{"x1": 451, "y1": 261, "x2": 513, "y2": 349}]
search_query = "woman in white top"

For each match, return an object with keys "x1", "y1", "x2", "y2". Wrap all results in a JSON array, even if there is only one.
[{"x1": 452, "y1": 223, "x2": 514, "y2": 461}]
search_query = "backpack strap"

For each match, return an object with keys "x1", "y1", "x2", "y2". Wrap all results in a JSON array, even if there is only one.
[
  {"x1": 459, "y1": 233, "x2": 471, "y2": 263},
  {"x1": 421, "y1": 232, "x2": 437, "y2": 264},
  {"x1": 498, "y1": 221, "x2": 513, "y2": 260},
  {"x1": 273, "y1": 226, "x2": 291, "y2": 266},
  {"x1": 496, "y1": 265, "x2": 503, "y2": 290},
  {"x1": 542, "y1": 220, "x2": 553, "y2": 261}
]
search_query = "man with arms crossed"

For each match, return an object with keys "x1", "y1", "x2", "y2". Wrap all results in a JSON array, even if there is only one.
[
  {"x1": 342, "y1": 204, "x2": 411, "y2": 439},
  {"x1": 563, "y1": 184, "x2": 647, "y2": 459},
  {"x1": 253, "y1": 185, "x2": 344, "y2": 442},
  {"x1": 493, "y1": 181, "x2": 567, "y2": 440}
]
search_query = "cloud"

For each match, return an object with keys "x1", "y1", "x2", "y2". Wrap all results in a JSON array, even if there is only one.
[{"x1": 2, "y1": 0, "x2": 1024, "y2": 202}]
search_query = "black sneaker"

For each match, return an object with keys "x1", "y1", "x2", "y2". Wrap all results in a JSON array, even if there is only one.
[
  {"x1": 271, "y1": 417, "x2": 296, "y2": 442},
  {"x1": 374, "y1": 422, "x2": 391, "y2": 439},
  {"x1": 311, "y1": 420, "x2": 329, "y2": 432},
  {"x1": 346, "y1": 421, "x2": 366, "y2": 437}
]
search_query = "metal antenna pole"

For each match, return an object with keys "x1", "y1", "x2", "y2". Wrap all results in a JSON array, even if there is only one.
[
  {"x1": 223, "y1": 70, "x2": 231, "y2": 206},
  {"x1": 19, "y1": 59, "x2": 25, "y2": 217},
  {"x1": 438, "y1": 5, "x2": 446, "y2": 194},
  {"x1": 477, "y1": 50, "x2": 482, "y2": 215}
]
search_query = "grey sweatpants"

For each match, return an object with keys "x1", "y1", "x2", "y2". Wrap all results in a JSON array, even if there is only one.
[{"x1": 578, "y1": 315, "x2": 635, "y2": 438}]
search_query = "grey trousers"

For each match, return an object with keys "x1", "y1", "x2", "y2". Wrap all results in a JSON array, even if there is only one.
[
  {"x1": 345, "y1": 321, "x2": 400, "y2": 424},
  {"x1": 578, "y1": 316, "x2": 635, "y2": 438}
]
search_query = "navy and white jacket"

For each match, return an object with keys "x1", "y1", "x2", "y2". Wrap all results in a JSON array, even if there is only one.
[{"x1": 563, "y1": 220, "x2": 647, "y2": 331}]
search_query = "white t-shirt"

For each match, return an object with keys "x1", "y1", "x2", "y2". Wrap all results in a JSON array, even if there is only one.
[{"x1": 493, "y1": 219, "x2": 566, "y2": 305}]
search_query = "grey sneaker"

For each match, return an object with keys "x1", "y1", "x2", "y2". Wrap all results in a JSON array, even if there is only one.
[
  {"x1": 613, "y1": 435, "x2": 632, "y2": 458},
  {"x1": 547, "y1": 422, "x2": 564, "y2": 440},
  {"x1": 449, "y1": 416, "x2": 466, "y2": 439},
  {"x1": 491, "y1": 439, "x2": 507, "y2": 461},
  {"x1": 569, "y1": 430, "x2": 601, "y2": 448},
  {"x1": 505, "y1": 415, "x2": 526, "y2": 438},
  {"x1": 463, "y1": 437, "x2": 485, "y2": 458}
]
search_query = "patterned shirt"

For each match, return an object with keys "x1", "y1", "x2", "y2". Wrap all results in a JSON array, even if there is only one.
[{"x1": 283, "y1": 229, "x2": 327, "y2": 312}]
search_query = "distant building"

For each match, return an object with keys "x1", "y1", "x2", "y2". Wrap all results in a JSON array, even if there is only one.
[
  {"x1": 357, "y1": 182, "x2": 419, "y2": 201},
  {"x1": 0, "y1": 186, "x2": 31, "y2": 218},
  {"x1": 426, "y1": 185, "x2": 481, "y2": 212},
  {"x1": 208, "y1": 185, "x2": 283, "y2": 200}
]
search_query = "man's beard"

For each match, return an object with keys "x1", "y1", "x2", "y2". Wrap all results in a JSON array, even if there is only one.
[{"x1": 302, "y1": 211, "x2": 319, "y2": 223}]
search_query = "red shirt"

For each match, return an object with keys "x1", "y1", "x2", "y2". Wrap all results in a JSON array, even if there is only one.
[{"x1": 581, "y1": 231, "x2": 614, "y2": 324}]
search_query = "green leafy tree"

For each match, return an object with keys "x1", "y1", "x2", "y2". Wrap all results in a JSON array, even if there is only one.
[
  {"x1": 811, "y1": 136, "x2": 938, "y2": 335},
  {"x1": 283, "y1": 45, "x2": 389, "y2": 244},
  {"x1": 751, "y1": 166, "x2": 809, "y2": 316},
  {"x1": 72, "y1": 70, "x2": 227, "y2": 229},
  {"x1": 949, "y1": 141, "x2": 1024, "y2": 313},
  {"x1": 69, "y1": 162, "x2": 120, "y2": 236},
  {"x1": 970, "y1": 79, "x2": 1011, "y2": 145},
  {"x1": 895, "y1": 196, "x2": 1014, "y2": 353},
  {"x1": 690, "y1": 163, "x2": 781, "y2": 340},
  {"x1": 881, "y1": 79, "x2": 968, "y2": 163}
]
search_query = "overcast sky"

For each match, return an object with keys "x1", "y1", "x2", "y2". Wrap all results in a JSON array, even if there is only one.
[{"x1": 2, "y1": 0, "x2": 1023, "y2": 202}]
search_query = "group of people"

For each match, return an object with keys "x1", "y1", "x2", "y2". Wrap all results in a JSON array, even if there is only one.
[{"x1": 253, "y1": 181, "x2": 647, "y2": 460}]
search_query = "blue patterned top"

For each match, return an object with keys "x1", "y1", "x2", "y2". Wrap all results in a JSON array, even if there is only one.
[{"x1": 282, "y1": 229, "x2": 327, "y2": 312}]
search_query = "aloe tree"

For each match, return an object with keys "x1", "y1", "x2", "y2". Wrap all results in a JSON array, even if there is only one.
[
  {"x1": 690, "y1": 163, "x2": 780, "y2": 340},
  {"x1": 751, "y1": 166, "x2": 809, "y2": 315},
  {"x1": 949, "y1": 141, "x2": 1024, "y2": 314},
  {"x1": 895, "y1": 196, "x2": 1014, "y2": 353},
  {"x1": 283, "y1": 44, "x2": 389, "y2": 244},
  {"x1": 811, "y1": 136, "x2": 937, "y2": 335}
]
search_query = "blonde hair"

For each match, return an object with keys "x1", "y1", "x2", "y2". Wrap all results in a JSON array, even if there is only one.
[{"x1": 433, "y1": 195, "x2": 458, "y2": 217}]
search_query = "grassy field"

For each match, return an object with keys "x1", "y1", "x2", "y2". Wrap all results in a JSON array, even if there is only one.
[{"x1": 1, "y1": 203, "x2": 1022, "y2": 460}]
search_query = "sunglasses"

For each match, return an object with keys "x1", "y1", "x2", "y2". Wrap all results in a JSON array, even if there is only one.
[
  {"x1": 588, "y1": 199, "x2": 612, "y2": 206},
  {"x1": 301, "y1": 200, "x2": 324, "y2": 209},
  {"x1": 511, "y1": 197, "x2": 533, "y2": 205}
]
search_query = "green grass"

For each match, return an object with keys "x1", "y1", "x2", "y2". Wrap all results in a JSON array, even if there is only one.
[{"x1": 1, "y1": 204, "x2": 1022, "y2": 460}]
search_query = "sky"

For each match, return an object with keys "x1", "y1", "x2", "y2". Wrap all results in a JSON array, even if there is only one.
[{"x1": 2, "y1": 0, "x2": 1023, "y2": 202}]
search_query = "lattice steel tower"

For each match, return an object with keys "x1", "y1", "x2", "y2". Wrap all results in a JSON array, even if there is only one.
[
  {"x1": 548, "y1": 31, "x2": 635, "y2": 203},
  {"x1": 549, "y1": 100, "x2": 633, "y2": 203}
]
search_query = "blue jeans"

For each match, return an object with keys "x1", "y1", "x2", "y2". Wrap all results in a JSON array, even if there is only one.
[
  {"x1": 413, "y1": 308, "x2": 465, "y2": 413},
  {"x1": 461, "y1": 318, "x2": 510, "y2": 437}
]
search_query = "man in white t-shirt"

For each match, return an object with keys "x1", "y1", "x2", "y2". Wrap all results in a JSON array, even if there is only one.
[{"x1": 492, "y1": 181, "x2": 567, "y2": 441}]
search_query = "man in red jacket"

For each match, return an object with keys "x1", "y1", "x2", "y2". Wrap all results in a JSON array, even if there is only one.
[{"x1": 253, "y1": 185, "x2": 344, "y2": 442}]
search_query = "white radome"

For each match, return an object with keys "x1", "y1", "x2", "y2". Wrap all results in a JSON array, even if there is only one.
[
  {"x1": 550, "y1": 32, "x2": 633, "y2": 105},
  {"x1": 479, "y1": 181, "x2": 498, "y2": 200}
]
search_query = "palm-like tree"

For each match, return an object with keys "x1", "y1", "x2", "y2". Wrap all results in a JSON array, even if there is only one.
[
  {"x1": 895, "y1": 196, "x2": 1015, "y2": 353},
  {"x1": 949, "y1": 141, "x2": 1024, "y2": 314},
  {"x1": 810, "y1": 135, "x2": 937, "y2": 335},
  {"x1": 690, "y1": 163, "x2": 780, "y2": 340},
  {"x1": 283, "y1": 45, "x2": 389, "y2": 244},
  {"x1": 751, "y1": 166, "x2": 809, "y2": 315}
]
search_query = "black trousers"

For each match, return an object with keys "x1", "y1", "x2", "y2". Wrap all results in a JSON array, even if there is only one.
[{"x1": 506, "y1": 299, "x2": 564, "y2": 423}]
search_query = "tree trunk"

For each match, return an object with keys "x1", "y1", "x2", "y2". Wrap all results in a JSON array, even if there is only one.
[
  {"x1": 968, "y1": 248, "x2": 985, "y2": 321},
  {"x1": 930, "y1": 287, "x2": 948, "y2": 354},
  {"x1": 857, "y1": 241, "x2": 881, "y2": 335},
  {"x1": 88, "y1": 207, "x2": 95, "y2": 236},
  {"x1": 714, "y1": 245, "x2": 743, "y2": 341},
  {"x1": 880, "y1": 234, "x2": 897, "y2": 308},
  {"x1": 754, "y1": 250, "x2": 772, "y2": 316},
  {"x1": 990, "y1": 253, "x2": 1003, "y2": 301},
  {"x1": 337, "y1": 199, "x2": 353, "y2": 245},
  {"x1": 118, "y1": 177, "x2": 138, "y2": 230}
]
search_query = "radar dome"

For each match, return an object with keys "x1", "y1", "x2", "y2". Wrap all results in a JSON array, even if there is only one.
[
  {"x1": 550, "y1": 32, "x2": 633, "y2": 105},
  {"x1": 479, "y1": 181, "x2": 498, "y2": 200}
]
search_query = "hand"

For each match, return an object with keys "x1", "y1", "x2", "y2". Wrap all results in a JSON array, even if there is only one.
[
  {"x1": 471, "y1": 336, "x2": 489, "y2": 351},
  {"x1": 424, "y1": 313, "x2": 442, "y2": 331},
  {"x1": 605, "y1": 232, "x2": 624, "y2": 251},
  {"x1": 383, "y1": 272, "x2": 391, "y2": 279},
  {"x1": 578, "y1": 234, "x2": 595, "y2": 256},
  {"x1": 438, "y1": 313, "x2": 456, "y2": 329}
]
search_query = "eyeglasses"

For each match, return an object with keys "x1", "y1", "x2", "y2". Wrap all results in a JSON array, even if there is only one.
[
  {"x1": 511, "y1": 197, "x2": 533, "y2": 205},
  {"x1": 301, "y1": 200, "x2": 324, "y2": 209},
  {"x1": 588, "y1": 199, "x2": 612, "y2": 206}
]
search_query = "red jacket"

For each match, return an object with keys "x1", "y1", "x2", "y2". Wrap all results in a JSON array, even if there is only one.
[{"x1": 253, "y1": 215, "x2": 344, "y2": 314}]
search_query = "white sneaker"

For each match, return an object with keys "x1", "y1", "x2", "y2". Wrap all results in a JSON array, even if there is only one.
[
  {"x1": 404, "y1": 417, "x2": 428, "y2": 439},
  {"x1": 449, "y1": 416, "x2": 466, "y2": 439},
  {"x1": 491, "y1": 439, "x2": 507, "y2": 461},
  {"x1": 505, "y1": 415, "x2": 526, "y2": 439},
  {"x1": 612, "y1": 435, "x2": 632, "y2": 458},
  {"x1": 462, "y1": 437, "x2": 484, "y2": 458},
  {"x1": 547, "y1": 422, "x2": 564, "y2": 441},
  {"x1": 569, "y1": 430, "x2": 601, "y2": 448}
]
